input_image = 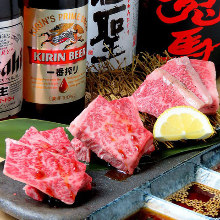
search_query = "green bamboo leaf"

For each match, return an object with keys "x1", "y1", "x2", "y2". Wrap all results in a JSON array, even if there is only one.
[
  {"x1": 0, "y1": 119, "x2": 219, "y2": 171},
  {"x1": 0, "y1": 118, "x2": 108, "y2": 171},
  {"x1": 0, "y1": 118, "x2": 71, "y2": 158},
  {"x1": 149, "y1": 128, "x2": 220, "y2": 162}
]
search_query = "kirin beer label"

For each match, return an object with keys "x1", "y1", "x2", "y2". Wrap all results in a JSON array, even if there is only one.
[
  {"x1": 87, "y1": 0, "x2": 139, "y2": 69},
  {"x1": 0, "y1": 17, "x2": 23, "y2": 119},
  {"x1": 23, "y1": 6, "x2": 88, "y2": 104}
]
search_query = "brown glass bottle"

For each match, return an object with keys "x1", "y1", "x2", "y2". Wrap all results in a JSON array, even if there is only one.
[{"x1": 20, "y1": 0, "x2": 88, "y2": 124}]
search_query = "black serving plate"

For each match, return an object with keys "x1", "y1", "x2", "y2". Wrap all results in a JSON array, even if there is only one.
[
  {"x1": 0, "y1": 119, "x2": 220, "y2": 219},
  {"x1": 89, "y1": 144, "x2": 220, "y2": 220},
  {"x1": 0, "y1": 149, "x2": 207, "y2": 220}
]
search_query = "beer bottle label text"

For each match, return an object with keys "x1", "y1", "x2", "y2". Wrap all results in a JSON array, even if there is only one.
[
  {"x1": 23, "y1": 6, "x2": 88, "y2": 104},
  {"x1": 87, "y1": 0, "x2": 139, "y2": 69},
  {"x1": 0, "y1": 17, "x2": 23, "y2": 118}
]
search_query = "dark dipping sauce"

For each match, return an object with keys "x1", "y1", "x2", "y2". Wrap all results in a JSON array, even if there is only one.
[
  {"x1": 166, "y1": 182, "x2": 220, "y2": 218},
  {"x1": 212, "y1": 163, "x2": 220, "y2": 172},
  {"x1": 105, "y1": 169, "x2": 131, "y2": 181},
  {"x1": 125, "y1": 208, "x2": 176, "y2": 220}
]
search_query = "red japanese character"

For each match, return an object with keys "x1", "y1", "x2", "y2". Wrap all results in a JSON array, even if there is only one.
[
  {"x1": 192, "y1": 8, "x2": 220, "y2": 26},
  {"x1": 157, "y1": 0, "x2": 220, "y2": 26},
  {"x1": 157, "y1": 0, "x2": 198, "y2": 24},
  {"x1": 168, "y1": 27, "x2": 220, "y2": 60}
]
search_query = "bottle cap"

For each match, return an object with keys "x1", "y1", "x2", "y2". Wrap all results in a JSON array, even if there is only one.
[{"x1": 25, "y1": 0, "x2": 88, "y2": 10}]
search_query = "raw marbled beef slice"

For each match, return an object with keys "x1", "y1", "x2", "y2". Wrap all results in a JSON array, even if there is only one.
[
  {"x1": 161, "y1": 56, "x2": 212, "y2": 106},
  {"x1": 20, "y1": 127, "x2": 92, "y2": 201},
  {"x1": 70, "y1": 96, "x2": 154, "y2": 163},
  {"x1": 24, "y1": 172, "x2": 92, "y2": 202},
  {"x1": 20, "y1": 127, "x2": 76, "y2": 158},
  {"x1": 23, "y1": 185, "x2": 45, "y2": 202},
  {"x1": 190, "y1": 59, "x2": 219, "y2": 114},
  {"x1": 111, "y1": 96, "x2": 155, "y2": 155},
  {"x1": 71, "y1": 138, "x2": 91, "y2": 163},
  {"x1": 3, "y1": 139, "x2": 87, "y2": 204},
  {"x1": 68, "y1": 95, "x2": 154, "y2": 174},
  {"x1": 132, "y1": 68, "x2": 204, "y2": 117},
  {"x1": 41, "y1": 129, "x2": 92, "y2": 191}
]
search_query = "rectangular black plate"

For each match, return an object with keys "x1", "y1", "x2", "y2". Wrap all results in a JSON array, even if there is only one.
[{"x1": 0, "y1": 148, "x2": 207, "y2": 219}]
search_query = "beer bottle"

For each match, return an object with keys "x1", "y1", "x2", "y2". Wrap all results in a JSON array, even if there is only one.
[
  {"x1": 21, "y1": 0, "x2": 88, "y2": 124},
  {"x1": 0, "y1": 0, "x2": 23, "y2": 120}
]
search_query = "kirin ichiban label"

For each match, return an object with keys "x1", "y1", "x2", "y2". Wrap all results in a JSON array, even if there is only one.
[
  {"x1": 23, "y1": 6, "x2": 88, "y2": 104},
  {"x1": 0, "y1": 17, "x2": 23, "y2": 119},
  {"x1": 87, "y1": 0, "x2": 139, "y2": 69}
]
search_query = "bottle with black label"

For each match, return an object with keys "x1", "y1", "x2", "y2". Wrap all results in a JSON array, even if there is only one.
[
  {"x1": 86, "y1": 0, "x2": 139, "y2": 70},
  {"x1": 21, "y1": 0, "x2": 88, "y2": 124},
  {"x1": 137, "y1": 0, "x2": 220, "y2": 75},
  {"x1": 0, "y1": 0, "x2": 23, "y2": 120}
]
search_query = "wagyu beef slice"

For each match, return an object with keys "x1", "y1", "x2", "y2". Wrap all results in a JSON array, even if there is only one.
[
  {"x1": 132, "y1": 68, "x2": 204, "y2": 117},
  {"x1": 111, "y1": 96, "x2": 155, "y2": 155},
  {"x1": 23, "y1": 185, "x2": 45, "y2": 202},
  {"x1": 70, "y1": 96, "x2": 154, "y2": 163},
  {"x1": 71, "y1": 138, "x2": 91, "y2": 163},
  {"x1": 190, "y1": 59, "x2": 219, "y2": 114},
  {"x1": 40, "y1": 127, "x2": 74, "y2": 153},
  {"x1": 20, "y1": 127, "x2": 76, "y2": 159},
  {"x1": 3, "y1": 139, "x2": 87, "y2": 205},
  {"x1": 20, "y1": 127, "x2": 92, "y2": 201},
  {"x1": 111, "y1": 96, "x2": 143, "y2": 126},
  {"x1": 161, "y1": 56, "x2": 212, "y2": 106},
  {"x1": 24, "y1": 172, "x2": 92, "y2": 202},
  {"x1": 68, "y1": 95, "x2": 154, "y2": 174}
]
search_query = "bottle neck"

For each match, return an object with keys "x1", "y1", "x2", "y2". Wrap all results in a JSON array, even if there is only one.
[
  {"x1": 24, "y1": 0, "x2": 88, "y2": 9},
  {"x1": 0, "y1": 0, "x2": 21, "y2": 22}
]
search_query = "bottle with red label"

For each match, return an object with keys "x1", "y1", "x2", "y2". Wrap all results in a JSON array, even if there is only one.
[
  {"x1": 0, "y1": 0, "x2": 23, "y2": 120},
  {"x1": 21, "y1": 0, "x2": 88, "y2": 124}
]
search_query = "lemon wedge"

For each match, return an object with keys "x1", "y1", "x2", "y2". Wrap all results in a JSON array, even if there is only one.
[{"x1": 153, "y1": 106, "x2": 214, "y2": 142}]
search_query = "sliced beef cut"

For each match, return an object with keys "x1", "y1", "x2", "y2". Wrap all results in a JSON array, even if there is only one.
[
  {"x1": 68, "y1": 95, "x2": 154, "y2": 174},
  {"x1": 111, "y1": 96, "x2": 155, "y2": 155},
  {"x1": 71, "y1": 138, "x2": 91, "y2": 163},
  {"x1": 40, "y1": 127, "x2": 75, "y2": 155},
  {"x1": 20, "y1": 127, "x2": 76, "y2": 159},
  {"x1": 161, "y1": 56, "x2": 212, "y2": 106},
  {"x1": 111, "y1": 96, "x2": 143, "y2": 126},
  {"x1": 3, "y1": 139, "x2": 87, "y2": 205},
  {"x1": 132, "y1": 68, "x2": 204, "y2": 117},
  {"x1": 80, "y1": 173, "x2": 93, "y2": 191},
  {"x1": 19, "y1": 127, "x2": 92, "y2": 202},
  {"x1": 190, "y1": 59, "x2": 219, "y2": 114},
  {"x1": 23, "y1": 185, "x2": 45, "y2": 202},
  {"x1": 23, "y1": 172, "x2": 92, "y2": 202}
]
